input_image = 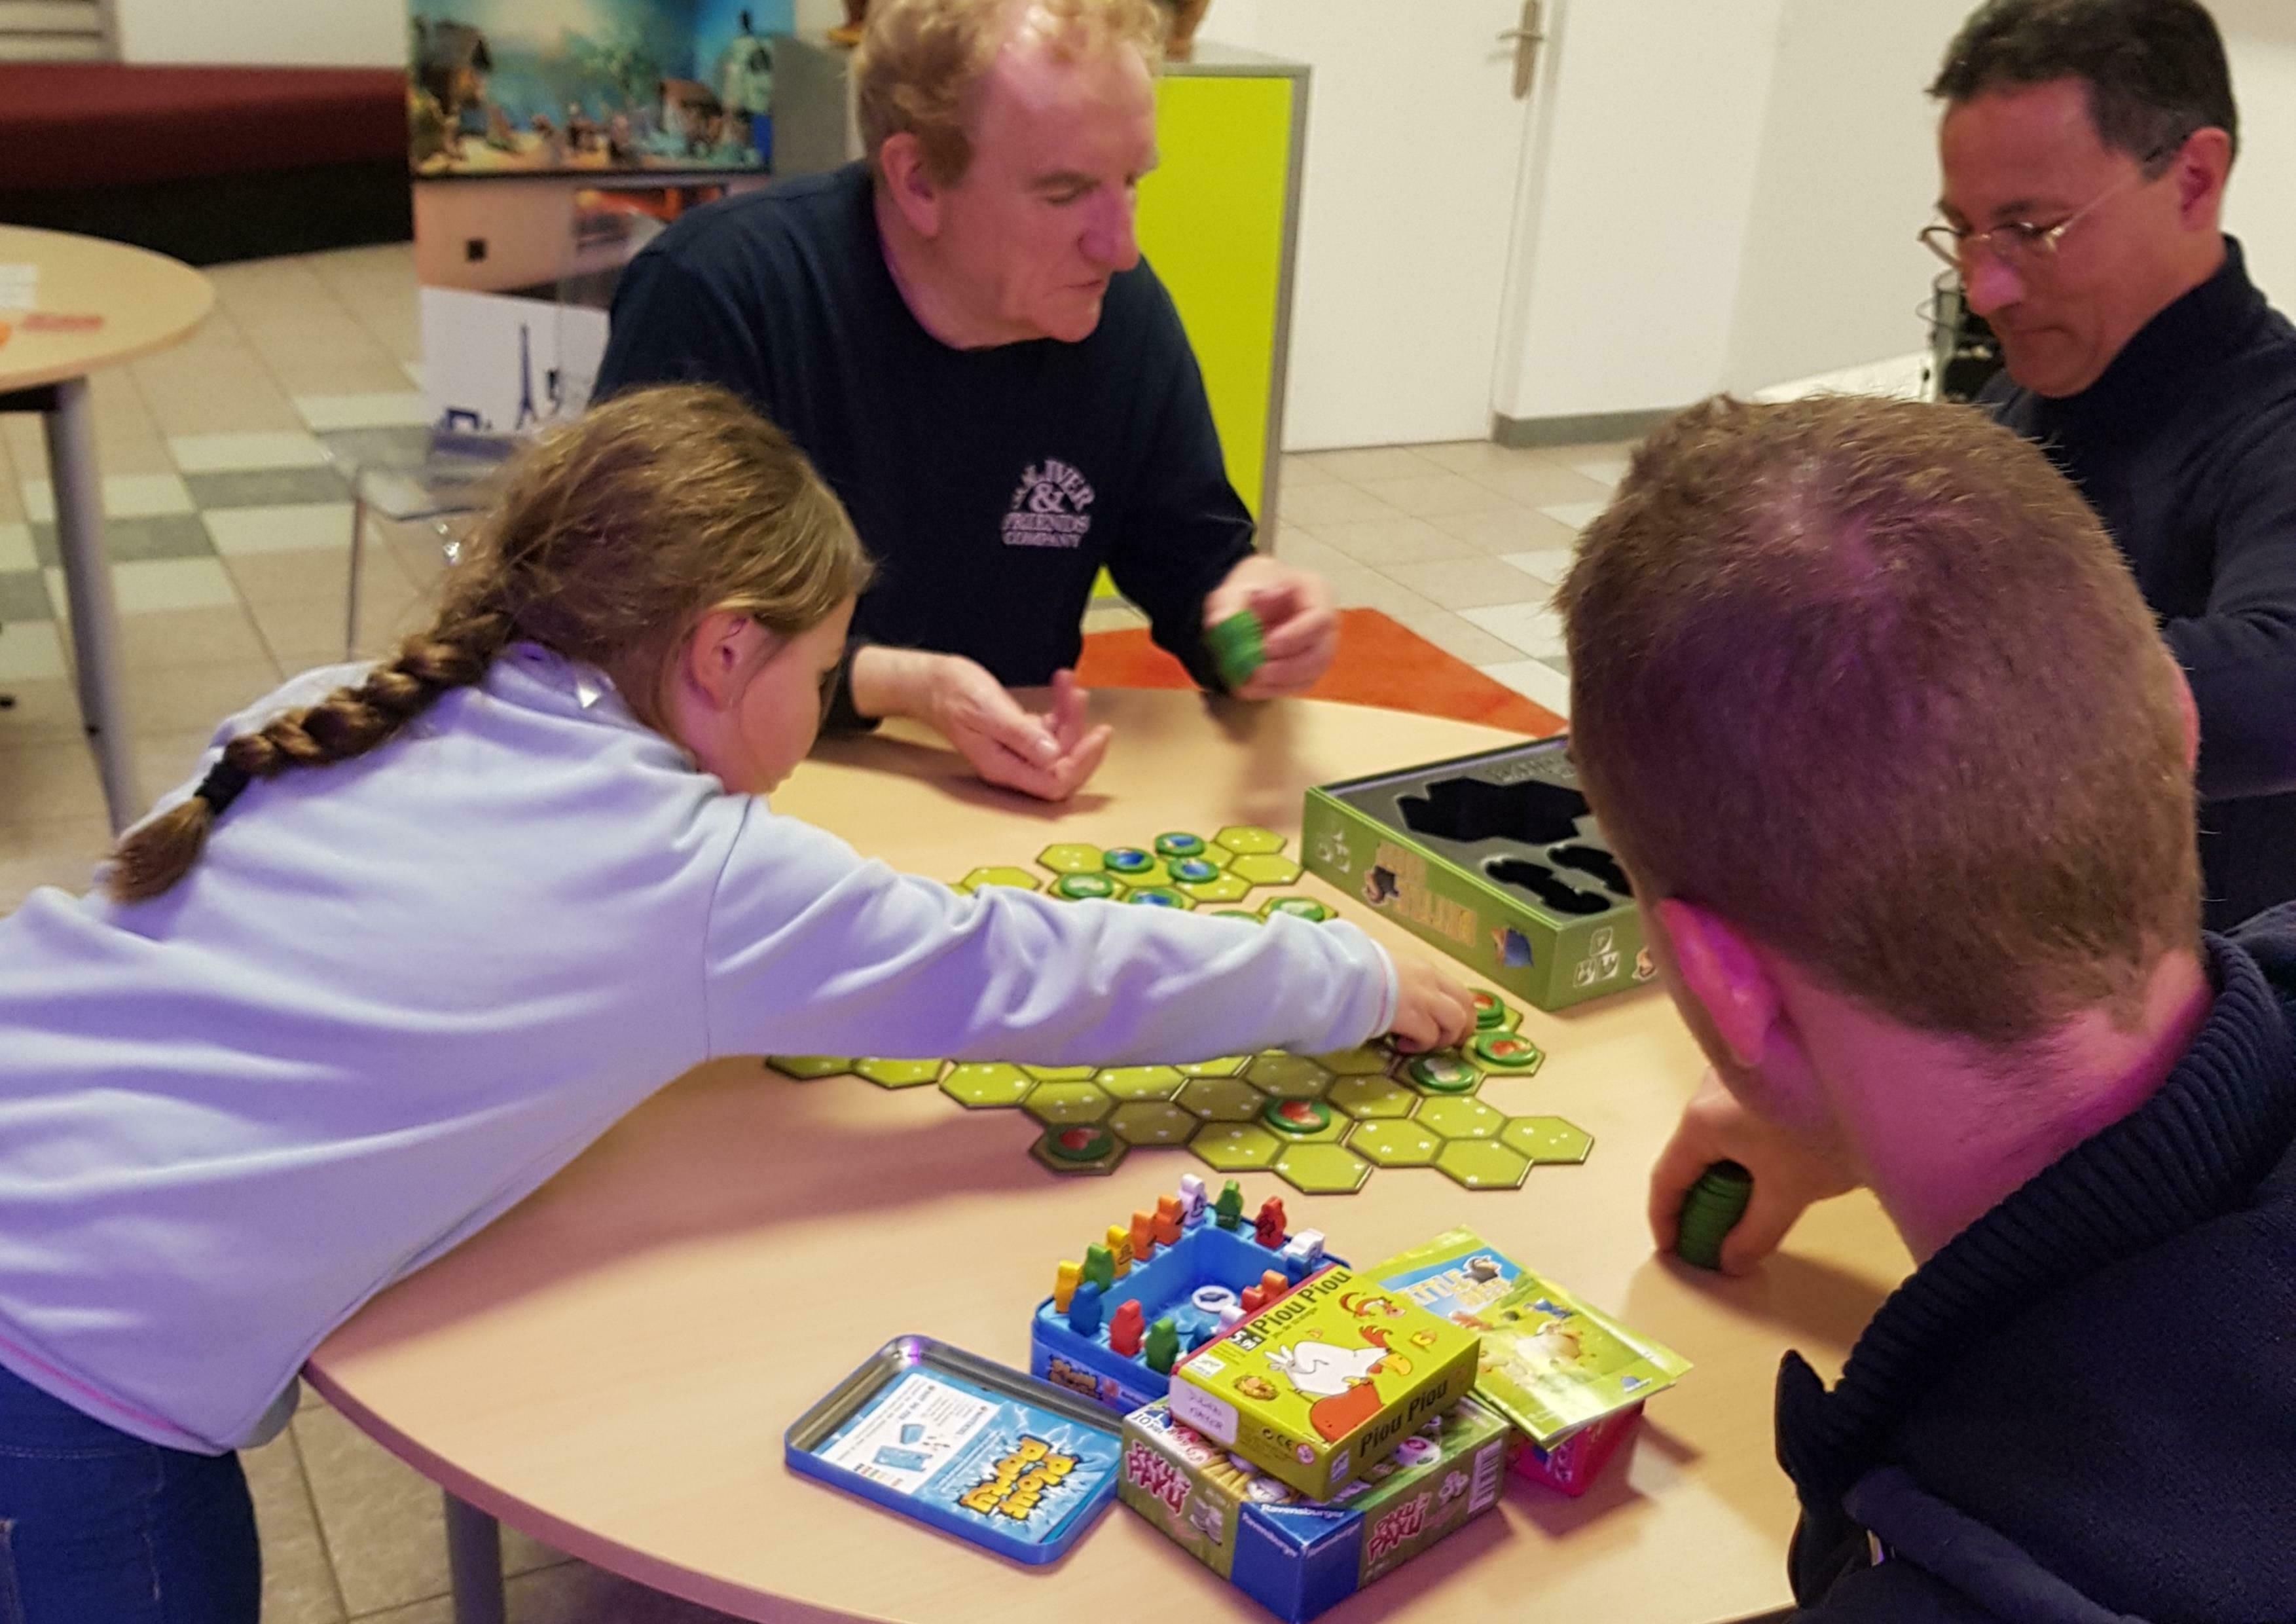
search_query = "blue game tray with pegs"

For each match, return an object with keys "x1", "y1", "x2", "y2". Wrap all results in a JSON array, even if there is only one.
[{"x1": 785, "y1": 1335, "x2": 1126, "y2": 1566}]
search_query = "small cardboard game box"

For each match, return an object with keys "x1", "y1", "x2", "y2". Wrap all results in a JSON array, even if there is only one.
[
  {"x1": 1120, "y1": 1395, "x2": 1511, "y2": 1622},
  {"x1": 1167, "y1": 1264, "x2": 1480, "y2": 1500},
  {"x1": 1300, "y1": 739, "x2": 1647, "y2": 1011},
  {"x1": 1373, "y1": 1229, "x2": 1690, "y2": 1496}
]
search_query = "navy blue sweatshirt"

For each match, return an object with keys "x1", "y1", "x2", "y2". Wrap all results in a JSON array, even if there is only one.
[
  {"x1": 592, "y1": 164, "x2": 1254, "y2": 728},
  {"x1": 1777, "y1": 912, "x2": 2296, "y2": 1621},
  {"x1": 1988, "y1": 241, "x2": 2296, "y2": 931}
]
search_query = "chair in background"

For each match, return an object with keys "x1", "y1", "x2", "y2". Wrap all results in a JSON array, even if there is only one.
[{"x1": 335, "y1": 428, "x2": 519, "y2": 659}]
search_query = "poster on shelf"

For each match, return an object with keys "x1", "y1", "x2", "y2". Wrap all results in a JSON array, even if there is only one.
[{"x1": 408, "y1": 0, "x2": 792, "y2": 178}]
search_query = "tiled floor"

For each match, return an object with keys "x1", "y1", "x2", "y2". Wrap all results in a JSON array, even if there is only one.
[{"x1": 0, "y1": 240, "x2": 1617, "y2": 1623}]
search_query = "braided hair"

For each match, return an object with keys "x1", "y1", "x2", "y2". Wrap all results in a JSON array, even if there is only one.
[{"x1": 108, "y1": 384, "x2": 870, "y2": 902}]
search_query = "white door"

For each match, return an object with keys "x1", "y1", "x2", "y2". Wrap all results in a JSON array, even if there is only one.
[{"x1": 1214, "y1": 0, "x2": 1547, "y2": 449}]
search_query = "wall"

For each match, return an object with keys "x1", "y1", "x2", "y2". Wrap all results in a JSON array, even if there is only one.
[
  {"x1": 2217, "y1": 1, "x2": 2296, "y2": 309},
  {"x1": 1719, "y1": 0, "x2": 1969, "y2": 394},
  {"x1": 1492, "y1": 0, "x2": 1787, "y2": 423},
  {"x1": 115, "y1": 0, "x2": 403, "y2": 64}
]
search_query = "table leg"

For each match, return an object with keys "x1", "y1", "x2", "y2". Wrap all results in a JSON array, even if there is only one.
[
  {"x1": 444, "y1": 1491, "x2": 507, "y2": 1624},
  {"x1": 43, "y1": 377, "x2": 142, "y2": 831}
]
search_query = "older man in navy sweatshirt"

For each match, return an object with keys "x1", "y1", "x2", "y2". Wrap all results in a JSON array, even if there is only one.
[
  {"x1": 1924, "y1": 0, "x2": 2296, "y2": 931},
  {"x1": 1562, "y1": 392, "x2": 2295, "y2": 1621}
]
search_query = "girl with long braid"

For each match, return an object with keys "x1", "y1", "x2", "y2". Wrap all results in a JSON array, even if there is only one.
[{"x1": 0, "y1": 385, "x2": 1472, "y2": 1623}]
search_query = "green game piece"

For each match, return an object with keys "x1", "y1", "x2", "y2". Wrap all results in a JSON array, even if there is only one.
[
  {"x1": 1127, "y1": 886, "x2": 1191, "y2": 908},
  {"x1": 1214, "y1": 1179, "x2": 1245, "y2": 1228},
  {"x1": 1262, "y1": 896, "x2": 1333, "y2": 923},
  {"x1": 1406, "y1": 1052, "x2": 1479, "y2": 1093},
  {"x1": 1471, "y1": 1031, "x2": 1542, "y2": 1069},
  {"x1": 1472, "y1": 989, "x2": 1508, "y2": 1029},
  {"x1": 1103, "y1": 847, "x2": 1156, "y2": 874},
  {"x1": 1677, "y1": 1160, "x2": 1755, "y2": 1270},
  {"x1": 1209, "y1": 609, "x2": 1266, "y2": 689},
  {"x1": 1154, "y1": 832, "x2": 1207, "y2": 859},
  {"x1": 1143, "y1": 1316, "x2": 1181, "y2": 1375},
  {"x1": 1262, "y1": 1097, "x2": 1334, "y2": 1136},
  {"x1": 1169, "y1": 857, "x2": 1220, "y2": 884},
  {"x1": 1214, "y1": 908, "x2": 1260, "y2": 921},
  {"x1": 1083, "y1": 1241, "x2": 1116, "y2": 1287},
  {"x1": 1054, "y1": 872, "x2": 1119, "y2": 900}
]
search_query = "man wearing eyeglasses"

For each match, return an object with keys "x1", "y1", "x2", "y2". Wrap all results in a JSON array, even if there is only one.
[
  {"x1": 1643, "y1": 0, "x2": 2296, "y2": 1290},
  {"x1": 1923, "y1": 0, "x2": 2296, "y2": 935}
]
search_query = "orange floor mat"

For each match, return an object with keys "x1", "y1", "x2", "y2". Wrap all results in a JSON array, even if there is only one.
[{"x1": 1077, "y1": 608, "x2": 1564, "y2": 737}]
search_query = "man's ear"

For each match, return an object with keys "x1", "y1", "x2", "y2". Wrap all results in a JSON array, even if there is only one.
[
  {"x1": 2168, "y1": 655, "x2": 2200, "y2": 772},
  {"x1": 681, "y1": 608, "x2": 766, "y2": 710},
  {"x1": 2173, "y1": 126, "x2": 2232, "y2": 227},
  {"x1": 877, "y1": 133, "x2": 945, "y2": 238},
  {"x1": 1654, "y1": 897, "x2": 1783, "y2": 1070}
]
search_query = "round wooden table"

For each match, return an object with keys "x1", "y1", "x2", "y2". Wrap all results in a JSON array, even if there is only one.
[
  {"x1": 306, "y1": 692, "x2": 1908, "y2": 1624},
  {"x1": 0, "y1": 226, "x2": 214, "y2": 829}
]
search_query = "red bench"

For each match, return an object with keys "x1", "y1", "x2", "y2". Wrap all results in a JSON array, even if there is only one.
[{"x1": 0, "y1": 63, "x2": 410, "y2": 263}]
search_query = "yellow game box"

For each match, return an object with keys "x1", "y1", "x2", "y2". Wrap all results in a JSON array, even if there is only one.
[{"x1": 1167, "y1": 1265, "x2": 1480, "y2": 1500}]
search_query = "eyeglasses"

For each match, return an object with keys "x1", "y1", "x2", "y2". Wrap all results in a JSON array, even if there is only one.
[{"x1": 1918, "y1": 158, "x2": 2166, "y2": 274}]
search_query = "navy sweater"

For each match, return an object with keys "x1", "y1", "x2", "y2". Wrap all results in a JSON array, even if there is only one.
[
  {"x1": 1988, "y1": 241, "x2": 2296, "y2": 931},
  {"x1": 593, "y1": 164, "x2": 1254, "y2": 726},
  {"x1": 1778, "y1": 912, "x2": 2296, "y2": 1621}
]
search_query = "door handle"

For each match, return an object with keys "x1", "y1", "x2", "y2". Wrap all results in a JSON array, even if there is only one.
[{"x1": 1503, "y1": 1, "x2": 1545, "y2": 100}]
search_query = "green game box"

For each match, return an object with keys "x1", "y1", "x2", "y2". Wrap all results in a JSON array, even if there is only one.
[
  {"x1": 1300, "y1": 738, "x2": 1648, "y2": 1011},
  {"x1": 1167, "y1": 1265, "x2": 1480, "y2": 1501},
  {"x1": 1119, "y1": 1395, "x2": 1512, "y2": 1621}
]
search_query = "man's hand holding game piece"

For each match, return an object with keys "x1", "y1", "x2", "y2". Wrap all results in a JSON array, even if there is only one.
[
  {"x1": 854, "y1": 650, "x2": 1112, "y2": 802},
  {"x1": 1385, "y1": 955, "x2": 1478, "y2": 1054},
  {"x1": 1203, "y1": 555, "x2": 1338, "y2": 699},
  {"x1": 1647, "y1": 1069, "x2": 1861, "y2": 1276}
]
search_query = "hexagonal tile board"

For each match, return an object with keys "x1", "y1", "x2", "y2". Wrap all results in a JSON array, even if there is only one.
[{"x1": 763, "y1": 833, "x2": 1590, "y2": 1189}]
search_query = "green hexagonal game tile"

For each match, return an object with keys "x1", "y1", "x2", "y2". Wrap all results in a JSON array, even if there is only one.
[
  {"x1": 765, "y1": 1056, "x2": 852, "y2": 1080},
  {"x1": 1021, "y1": 1065, "x2": 1097, "y2": 1082},
  {"x1": 1109, "y1": 1101, "x2": 1199, "y2": 1146},
  {"x1": 1213, "y1": 824, "x2": 1286, "y2": 857},
  {"x1": 960, "y1": 865, "x2": 1040, "y2": 893},
  {"x1": 1499, "y1": 1115, "x2": 1595, "y2": 1164},
  {"x1": 1190, "y1": 1122, "x2": 1286, "y2": 1171},
  {"x1": 1031, "y1": 1123, "x2": 1128, "y2": 1176},
  {"x1": 1272, "y1": 1143, "x2": 1372, "y2": 1194},
  {"x1": 1036, "y1": 843, "x2": 1105, "y2": 875},
  {"x1": 854, "y1": 1058, "x2": 944, "y2": 1088},
  {"x1": 1176, "y1": 1075, "x2": 1264, "y2": 1121},
  {"x1": 1434, "y1": 1139, "x2": 1534, "y2": 1190},
  {"x1": 1024, "y1": 1082, "x2": 1114, "y2": 1126},
  {"x1": 1349, "y1": 1120, "x2": 1445, "y2": 1168},
  {"x1": 941, "y1": 1062, "x2": 1034, "y2": 1109},
  {"x1": 1317, "y1": 1044, "x2": 1393, "y2": 1076},
  {"x1": 1414, "y1": 1096, "x2": 1508, "y2": 1140},
  {"x1": 1328, "y1": 1073, "x2": 1419, "y2": 1120},
  {"x1": 1176, "y1": 1056, "x2": 1248, "y2": 1077},
  {"x1": 1178, "y1": 873, "x2": 1252, "y2": 906},
  {"x1": 1096, "y1": 1065, "x2": 1184, "y2": 1101},
  {"x1": 1246, "y1": 1054, "x2": 1333, "y2": 1100},
  {"x1": 1228, "y1": 853, "x2": 1305, "y2": 887}
]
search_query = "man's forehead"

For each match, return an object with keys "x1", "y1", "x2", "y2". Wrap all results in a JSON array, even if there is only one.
[
  {"x1": 1938, "y1": 78, "x2": 2119, "y2": 215},
  {"x1": 975, "y1": 32, "x2": 1156, "y2": 162}
]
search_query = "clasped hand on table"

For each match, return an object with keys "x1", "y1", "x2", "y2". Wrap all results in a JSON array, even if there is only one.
[{"x1": 849, "y1": 557, "x2": 1339, "y2": 802}]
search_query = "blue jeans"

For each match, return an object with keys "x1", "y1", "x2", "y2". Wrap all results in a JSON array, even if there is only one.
[{"x1": 0, "y1": 1362, "x2": 258, "y2": 1624}]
